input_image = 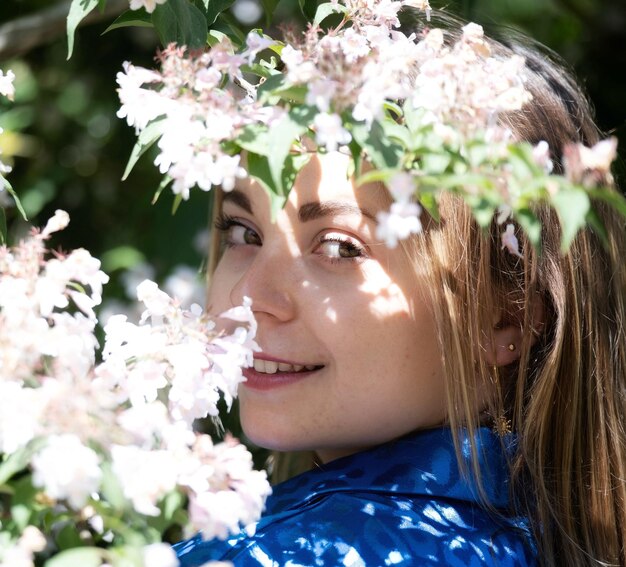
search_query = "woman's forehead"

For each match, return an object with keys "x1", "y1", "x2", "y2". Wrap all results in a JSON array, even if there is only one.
[{"x1": 233, "y1": 153, "x2": 389, "y2": 214}]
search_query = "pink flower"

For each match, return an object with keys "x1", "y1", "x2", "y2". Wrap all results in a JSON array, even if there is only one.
[{"x1": 501, "y1": 224, "x2": 522, "y2": 258}]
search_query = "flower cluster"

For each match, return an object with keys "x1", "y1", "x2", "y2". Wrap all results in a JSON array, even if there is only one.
[
  {"x1": 117, "y1": 36, "x2": 280, "y2": 199},
  {"x1": 116, "y1": 0, "x2": 621, "y2": 257},
  {"x1": 0, "y1": 213, "x2": 270, "y2": 566}
]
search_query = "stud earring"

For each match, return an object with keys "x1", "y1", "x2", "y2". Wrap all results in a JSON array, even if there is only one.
[{"x1": 507, "y1": 343, "x2": 516, "y2": 352}]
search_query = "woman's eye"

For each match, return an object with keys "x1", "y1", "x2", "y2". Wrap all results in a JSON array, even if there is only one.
[
  {"x1": 215, "y1": 215, "x2": 261, "y2": 247},
  {"x1": 230, "y1": 225, "x2": 261, "y2": 246},
  {"x1": 316, "y1": 235, "x2": 366, "y2": 262}
]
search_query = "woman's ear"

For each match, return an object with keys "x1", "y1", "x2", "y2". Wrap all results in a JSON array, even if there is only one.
[{"x1": 483, "y1": 294, "x2": 546, "y2": 367}]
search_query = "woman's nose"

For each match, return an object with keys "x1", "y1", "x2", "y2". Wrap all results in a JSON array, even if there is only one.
[{"x1": 228, "y1": 247, "x2": 297, "y2": 323}]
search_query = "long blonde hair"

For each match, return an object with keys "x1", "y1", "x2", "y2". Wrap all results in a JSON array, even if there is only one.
[
  {"x1": 209, "y1": 17, "x2": 626, "y2": 567},
  {"x1": 407, "y1": 19, "x2": 626, "y2": 567}
]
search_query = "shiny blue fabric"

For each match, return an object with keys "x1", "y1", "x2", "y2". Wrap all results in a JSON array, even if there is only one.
[{"x1": 175, "y1": 427, "x2": 537, "y2": 566}]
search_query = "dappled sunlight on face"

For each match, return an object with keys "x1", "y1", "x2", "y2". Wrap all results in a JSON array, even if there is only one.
[
  {"x1": 359, "y1": 277, "x2": 412, "y2": 319},
  {"x1": 207, "y1": 151, "x2": 445, "y2": 460}
]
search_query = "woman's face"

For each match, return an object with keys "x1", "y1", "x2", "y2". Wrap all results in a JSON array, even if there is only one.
[{"x1": 208, "y1": 152, "x2": 445, "y2": 462}]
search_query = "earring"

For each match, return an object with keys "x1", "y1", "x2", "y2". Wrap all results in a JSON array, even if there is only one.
[
  {"x1": 493, "y1": 414, "x2": 512, "y2": 436},
  {"x1": 507, "y1": 343, "x2": 516, "y2": 352}
]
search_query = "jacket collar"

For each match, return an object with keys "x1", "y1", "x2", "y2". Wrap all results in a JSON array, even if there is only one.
[{"x1": 265, "y1": 427, "x2": 516, "y2": 514}]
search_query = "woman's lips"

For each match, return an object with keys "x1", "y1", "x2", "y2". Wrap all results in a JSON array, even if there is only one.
[{"x1": 242, "y1": 357, "x2": 323, "y2": 391}]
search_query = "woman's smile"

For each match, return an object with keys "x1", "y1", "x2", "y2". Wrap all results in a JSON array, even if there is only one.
[{"x1": 208, "y1": 150, "x2": 446, "y2": 460}]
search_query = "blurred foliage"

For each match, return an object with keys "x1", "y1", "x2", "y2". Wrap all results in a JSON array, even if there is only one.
[{"x1": 0, "y1": 0, "x2": 624, "y2": 457}]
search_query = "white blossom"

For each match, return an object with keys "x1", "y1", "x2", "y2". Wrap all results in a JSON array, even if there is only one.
[
  {"x1": 313, "y1": 113, "x2": 352, "y2": 152},
  {"x1": 0, "y1": 545, "x2": 34, "y2": 567},
  {"x1": 376, "y1": 201, "x2": 423, "y2": 248},
  {"x1": 17, "y1": 527, "x2": 46, "y2": 554},
  {"x1": 532, "y1": 140, "x2": 553, "y2": 174},
  {"x1": 32, "y1": 434, "x2": 102, "y2": 509},
  {"x1": 137, "y1": 279, "x2": 174, "y2": 319},
  {"x1": 142, "y1": 543, "x2": 180, "y2": 567},
  {"x1": 0, "y1": 383, "x2": 42, "y2": 454},
  {"x1": 578, "y1": 137, "x2": 618, "y2": 173},
  {"x1": 0, "y1": 213, "x2": 269, "y2": 548},
  {"x1": 164, "y1": 265, "x2": 204, "y2": 307},
  {"x1": 0, "y1": 69, "x2": 15, "y2": 100},
  {"x1": 129, "y1": 0, "x2": 168, "y2": 14},
  {"x1": 111, "y1": 445, "x2": 179, "y2": 516},
  {"x1": 387, "y1": 172, "x2": 416, "y2": 203},
  {"x1": 306, "y1": 79, "x2": 337, "y2": 113},
  {"x1": 183, "y1": 437, "x2": 271, "y2": 541},
  {"x1": 501, "y1": 223, "x2": 523, "y2": 258},
  {"x1": 41, "y1": 209, "x2": 69, "y2": 237},
  {"x1": 243, "y1": 32, "x2": 275, "y2": 64}
]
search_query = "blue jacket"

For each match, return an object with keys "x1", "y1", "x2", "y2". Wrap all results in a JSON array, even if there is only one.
[{"x1": 175, "y1": 427, "x2": 537, "y2": 566}]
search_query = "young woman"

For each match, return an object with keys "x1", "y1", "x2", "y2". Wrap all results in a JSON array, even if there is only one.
[{"x1": 175, "y1": 15, "x2": 626, "y2": 567}]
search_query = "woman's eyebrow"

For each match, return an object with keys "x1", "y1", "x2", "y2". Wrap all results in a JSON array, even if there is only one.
[
  {"x1": 222, "y1": 189, "x2": 253, "y2": 213},
  {"x1": 298, "y1": 201, "x2": 376, "y2": 223}
]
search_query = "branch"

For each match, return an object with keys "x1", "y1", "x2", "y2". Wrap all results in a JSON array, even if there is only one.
[{"x1": 0, "y1": 0, "x2": 128, "y2": 61}]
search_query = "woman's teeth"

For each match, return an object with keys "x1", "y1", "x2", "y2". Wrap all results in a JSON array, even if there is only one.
[{"x1": 252, "y1": 360, "x2": 317, "y2": 374}]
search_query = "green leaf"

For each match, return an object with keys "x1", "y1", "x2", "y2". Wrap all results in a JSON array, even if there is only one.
[
  {"x1": 11, "y1": 475, "x2": 38, "y2": 531},
  {"x1": 55, "y1": 523, "x2": 83, "y2": 551},
  {"x1": 204, "y1": 0, "x2": 236, "y2": 25},
  {"x1": 207, "y1": 28, "x2": 229, "y2": 47},
  {"x1": 241, "y1": 62, "x2": 279, "y2": 80},
  {"x1": 464, "y1": 195, "x2": 496, "y2": 228},
  {"x1": 102, "y1": 9, "x2": 153, "y2": 34},
  {"x1": 172, "y1": 193, "x2": 184, "y2": 214},
  {"x1": 313, "y1": 2, "x2": 348, "y2": 26},
  {"x1": 247, "y1": 152, "x2": 311, "y2": 219},
  {"x1": 152, "y1": 0, "x2": 208, "y2": 49},
  {"x1": 552, "y1": 187, "x2": 590, "y2": 251},
  {"x1": 402, "y1": 99, "x2": 427, "y2": 133},
  {"x1": 268, "y1": 105, "x2": 316, "y2": 193},
  {"x1": 152, "y1": 175, "x2": 173, "y2": 204},
  {"x1": 348, "y1": 138, "x2": 363, "y2": 180},
  {"x1": 585, "y1": 207, "x2": 609, "y2": 248},
  {"x1": 383, "y1": 101, "x2": 403, "y2": 119},
  {"x1": 418, "y1": 191, "x2": 440, "y2": 223},
  {"x1": 66, "y1": 0, "x2": 100, "y2": 59},
  {"x1": 100, "y1": 246, "x2": 146, "y2": 273},
  {"x1": 515, "y1": 208, "x2": 543, "y2": 251},
  {"x1": 215, "y1": 10, "x2": 246, "y2": 45},
  {"x1": 350, "y1": 120, "x2": 403, "y2": 171},
  {"x1": 379, "y1": 120, "x2": 412, "y2": 149},
  {"x1": 0, "y1": 207, "x2": 6, "y2": 245},
  {"x1": 420, "y1": 152, "x2": 452, "y2": 174},
  {"x1": 298, "y1": 0, "x2": 318, "y2": 20},
  {"x1": 0, "y1": 438, "x2": 46, "y2": 485},
  {"x1": 246, "y1": 152, "x2": 284, "y2": 213},
  {"x1": 260, "y1": 0, "x2": 281, "y2": 26},
  {"x1": 44, "y1": 547, "x2": 104, "y2": 567},
  {"x1": 122, "y1": 117, "x2": 165, "y2": 181},
  {"x1": 355, "y1": 168, "x2": 396, "y2": 187},
  {"x1": 1, "y1": 171, "x2": 27, "y2": 221},
  {"x1": 162, "y1": 488, "x2": 186, "y2": 522},
  {"x1": 257, "y1": 73, "x2": 286, "y2": 102},
  {"x1": 588, "y1": 187, "x2": 626, "y2": 219},
  {"x1": 99, "y1": 461, "x2": 126, "y2": 512},
  {"x1": 236, "y1": 124, "x2": 271, "y2": 156}
]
